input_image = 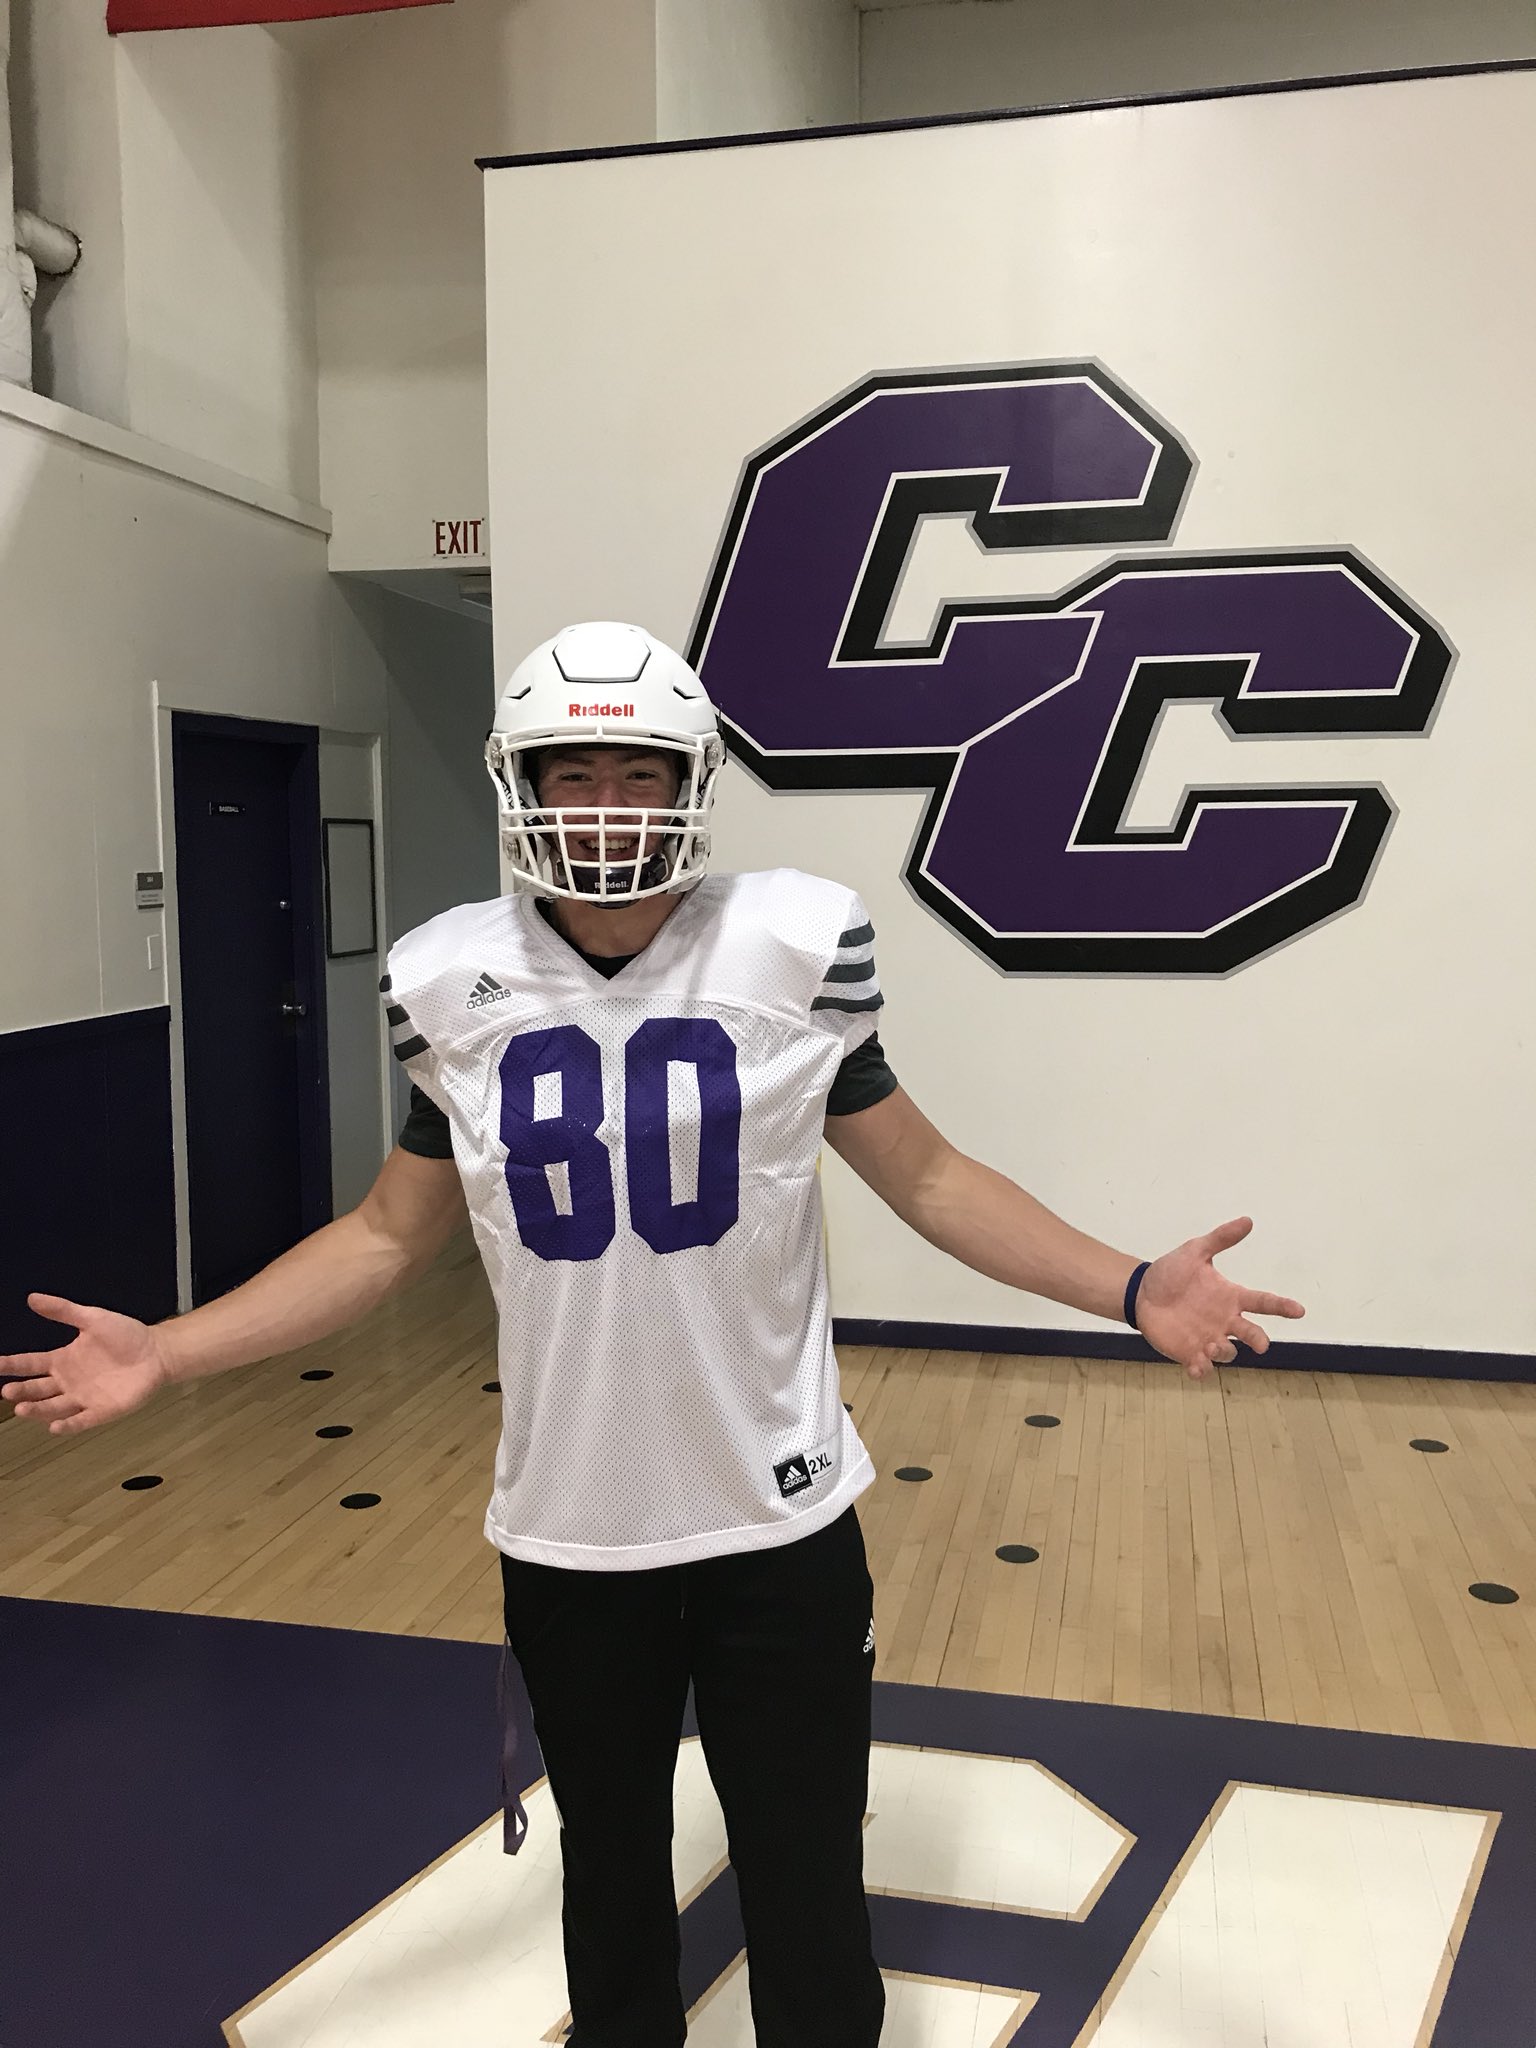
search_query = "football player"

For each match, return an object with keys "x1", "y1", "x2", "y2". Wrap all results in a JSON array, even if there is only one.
[{"x1": 2, "y1": 621, "x2": 1303, "y2": 2048}]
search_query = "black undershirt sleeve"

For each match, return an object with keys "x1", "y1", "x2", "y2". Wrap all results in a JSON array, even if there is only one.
[
  {"x1": 399, "y1": 1084, "x2": 455, "y2": 1159},
  {"x1": 397, "y1": 1033, "x2": 897, "y2": 1156},
  {"x1": 824, "y1": 1033, "x2": 898, "y2": 1116}
]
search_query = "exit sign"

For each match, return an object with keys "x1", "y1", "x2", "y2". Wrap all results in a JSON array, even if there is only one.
[{"x1": 434, "y1": 518, "x2": 486, "y2": 558}]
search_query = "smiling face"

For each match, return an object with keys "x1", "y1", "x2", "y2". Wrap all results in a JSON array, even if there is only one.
[{"x1": 532, "y1": 743, "x2": 686, "y2": 892}]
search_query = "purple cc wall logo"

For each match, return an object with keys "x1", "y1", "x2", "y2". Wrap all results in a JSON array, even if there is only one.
[{"x1": 687, "y1": 364, "x2": 1455, "y2": 974}]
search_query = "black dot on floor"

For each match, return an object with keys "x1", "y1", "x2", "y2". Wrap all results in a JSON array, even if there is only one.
[
  {"x1": 1470, "y1": 1582, "x2": 1519, "y2": 1605},
  {"x1": 1410, "y1": 1438, "x2": 1449, "y2": 1453},
  {"x1": 844, "y1": 1402, "x2": 852, "y2": 1412},
  {"x1": 482, "y1": 1381, "x2": 501, "y2": 1394},
  {"x1": 894, "y1": 1466, "x2": 932, "y2": 1482},
  {"x1": 340, "y1": 1492, "x2": 381, "y2": 1511},
  {"x1": 996, "y1": 1544, "x2": 1040, "y2": 1565},
  {"x1": 300, "y1": 1369, "x2": 333, "y2": 1382},
  {"x1": 316, "y1": 1425, "x2": 353, "y2": 1440},
  {"x1": 1025, "y1": 1414, "x2": 1061, "y2": 1429},
  {"x1": 121, "y1": 1474, "x2": 162, "y2": 1492}
]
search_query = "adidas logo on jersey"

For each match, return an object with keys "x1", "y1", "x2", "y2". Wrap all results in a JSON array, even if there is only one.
[
  {"x1": 466, "y1": 972, "x2": 513, "y2": 1010},
  {"x1": 772, "y1": 1449, "x2": 831, "y2": 1499},
  {"x1": 863, "y1": 1621, "x2": 876, "y2": 1655},
  {"x1": 773, "y1": 1454, "x2": 811, "y2": 1497}
]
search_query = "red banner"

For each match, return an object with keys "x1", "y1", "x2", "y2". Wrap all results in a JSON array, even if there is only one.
[{"x1": 108, "y1": 0, "x2": 448, "y2": 31}]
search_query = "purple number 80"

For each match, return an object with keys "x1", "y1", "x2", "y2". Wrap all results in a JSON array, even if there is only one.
[{"x1": 499, "y1": 1017, "x2": 741, "y2": 1262}]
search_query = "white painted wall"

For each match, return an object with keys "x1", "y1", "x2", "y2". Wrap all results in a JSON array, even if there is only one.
[
  {"x1": 306, "y1": 0, "x2": 658, "y2": 577},
  {"x1": 306, "y1": 0, "x2": 858, "y2": 575},
  {"x1": 9, "y1": 4, "x2": 317, "y2": 497},
  {"x1": 858, "y1": 0, "x2": 1536, "y2": 120},
  {"x1": 0, "y1": 386, "x2": 388, "y2": 1227},
  {"x1": 656, "y1": 0, "x2": 857, "y2": 139},
  {"x1": 359, "y1": 586, "x2": 499, "y2": 1125},
  {"x1": 8, "y1": 0, "x2": 131, "y2": 426},
  {"x1": 115, "y1": 27, "x2": 318, "y2": 498},
  {"x1": 318, "y1": 731, "x2": 387, "y2": 1212},
  {"x1": 372, "y1": 593, "x2": 498, "y2": 950},
  {"x1": 0, "y1": 0, "x2": 21, "y2": 387}
]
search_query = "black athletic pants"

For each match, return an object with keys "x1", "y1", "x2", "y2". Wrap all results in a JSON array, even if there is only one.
[{"x1": 499, "y1": 1505, "x2": 885, "y2": 2048}]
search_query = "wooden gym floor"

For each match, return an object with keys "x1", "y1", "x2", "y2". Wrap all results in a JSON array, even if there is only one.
[{"x1": 2, "y1": 1227, "x2": 1533, "y2": 1750}]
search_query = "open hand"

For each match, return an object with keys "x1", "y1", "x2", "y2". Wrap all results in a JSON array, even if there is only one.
[
  {"x1": 1136, "y1": 1219, "x2": 1304, "y2": 1381},
  {"x1": 0, "y1": 1294, "x2": 171, "y2": 1435}
]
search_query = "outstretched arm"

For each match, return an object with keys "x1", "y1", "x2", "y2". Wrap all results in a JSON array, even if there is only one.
[
  {"x1": 1, "y1": 1146, "x2": 466, "y2": 1435},
  {"x1": 823, "y1": 1087, "x2": 1303, "y2": 1380}
]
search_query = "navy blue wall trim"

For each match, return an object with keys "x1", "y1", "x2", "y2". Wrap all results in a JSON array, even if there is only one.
[
  {"x1": 0, "y1": 1008, "x2": 177, "y2": 1354},
  {"x1": 478, "y1": 59, "x2": 1536, "y2": 171},
  {"x1": 832, "y1": 1319, "x2": 1536, "y2": 1384}
]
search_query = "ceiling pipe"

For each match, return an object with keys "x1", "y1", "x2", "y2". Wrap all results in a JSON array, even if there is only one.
[
  {"x1": 16, "y1": 206, "x2": 81, "y2": 279},
  {"x1": 1, "y1": 0, "x2": 81, "y2": 390}
]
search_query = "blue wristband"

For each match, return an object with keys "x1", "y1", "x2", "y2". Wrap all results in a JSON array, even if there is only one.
[{"x1": 1124, "y1": 1261, "x2": 1151, "y2": 1331}]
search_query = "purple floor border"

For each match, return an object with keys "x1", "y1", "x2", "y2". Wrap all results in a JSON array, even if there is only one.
[
  {"x1": 833, "y1": 1318, "x2": 1536, "y2": 1383},
  {"x1": 6, "y1": 1598, "x2": 1535, "y2": 2047}
]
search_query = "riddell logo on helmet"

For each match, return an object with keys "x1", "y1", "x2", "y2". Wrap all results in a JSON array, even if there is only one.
[{"x1": 568, "y1": 701, "x2": 635, "y2": 717}]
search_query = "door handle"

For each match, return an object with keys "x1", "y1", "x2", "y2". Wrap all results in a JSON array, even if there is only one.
[{"x1": 281, "y1": 1001, "x2": 308, "y2": 1018}]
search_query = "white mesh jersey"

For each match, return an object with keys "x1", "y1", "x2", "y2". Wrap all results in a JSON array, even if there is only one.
[{"x1": 381, "y1": 869, "x2": 883, "y2": 1571}]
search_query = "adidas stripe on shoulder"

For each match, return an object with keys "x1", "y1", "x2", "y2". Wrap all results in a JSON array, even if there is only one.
[
  {"x1": 379, "y1": 970, "x2": 431, "y2": 1065},
  {"x1": 812, "y1": 914, "x2": 882, "y2": 1018}
]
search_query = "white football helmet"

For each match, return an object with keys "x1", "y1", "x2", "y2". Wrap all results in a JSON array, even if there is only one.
[{"x1": 485, "y1": 622, "x2": 726, "y2": 904}]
